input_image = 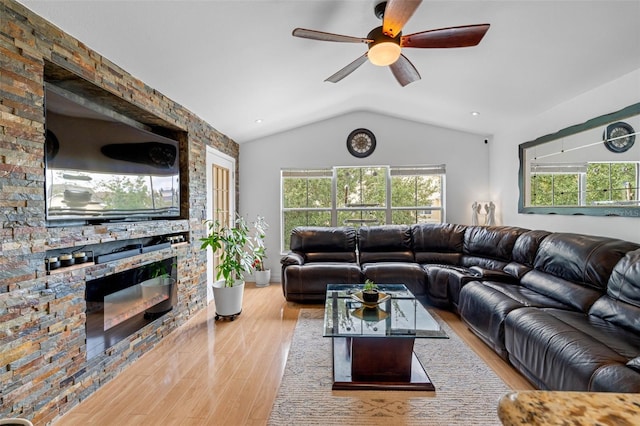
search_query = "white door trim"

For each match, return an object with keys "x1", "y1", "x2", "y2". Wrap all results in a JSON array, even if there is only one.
[{"x1": 205, "y1": 146, "x2": 236, "y2": 303}]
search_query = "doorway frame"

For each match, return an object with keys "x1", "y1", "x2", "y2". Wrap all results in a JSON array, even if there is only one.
[{"x1": 205, "y1": 146, "x2": 236, "y2": 303}]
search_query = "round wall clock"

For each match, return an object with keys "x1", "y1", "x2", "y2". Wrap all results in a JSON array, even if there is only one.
[
  {"x1": 347, "y1": 128, "x2": 376, "y2": 158},
  {"x1": 603, "y1": 121, "x2": 635, "y2": 153}
]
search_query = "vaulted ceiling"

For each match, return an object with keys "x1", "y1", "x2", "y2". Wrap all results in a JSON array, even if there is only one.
[{"x1": 19, "y1": 0, "x2": 640, "y2": 143}]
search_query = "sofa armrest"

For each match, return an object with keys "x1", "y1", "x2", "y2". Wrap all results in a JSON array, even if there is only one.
[
  {"x1": 469, "y1": 266, "x2": 518, "y2": 283},
  {"x1": 627, "y1": 357, "x2": 640, "y2": 372},
  {"x1": 281, "y1": 252, "x2": 305, "y2": 266}
]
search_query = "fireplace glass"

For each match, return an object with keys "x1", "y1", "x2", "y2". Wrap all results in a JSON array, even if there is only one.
[{"x1": 86, "y1": 257, "x2": 177, "y2": 360}]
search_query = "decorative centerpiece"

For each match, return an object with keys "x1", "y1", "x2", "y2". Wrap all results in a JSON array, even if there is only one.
[
  {"x1": 350, "y1": 279, "x2": 390, "y2": 308},
  {"x1": 362, "y1": 279, "x2": 379, "y2": 303}
]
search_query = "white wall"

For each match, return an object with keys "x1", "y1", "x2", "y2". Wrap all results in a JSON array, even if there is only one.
[
  {"x1": 240, "y1": 70, "x2": 640, "y2": 282},
  {"x1": 490, "y1": 69, "x2": 640, "y2": 242},
  {"x1": 240, "y1": 111, "x2": 489, "y2": 280}
]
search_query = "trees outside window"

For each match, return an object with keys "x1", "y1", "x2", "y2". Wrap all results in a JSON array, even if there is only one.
[
  {"x1": 281, "y1": 165, "x2": 445, "y2": 251},
  {"x1": 531, "y1": 162, "x2": 638, "y2": 207},
  {"x1": 586, "y1": 163, "x2": 638, "y2": 205},
  {"x1": 282, "y1": 169, "x2": 332, "y2": 249}
]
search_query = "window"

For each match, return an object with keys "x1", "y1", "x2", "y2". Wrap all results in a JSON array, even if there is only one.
[
  {"x1": 390, "y1": 166, "x2": 444, "y2": 225},
  {"x1": 282, "y1": 169, "x2": 333, "y2": 249},
  {"x1": 531, "y1": 162, "x2": 638, "y2": 207},
  {"x1": 586, "y1": 162, "x2": 638, "y2": 205},
  {"x1": 281, "y1": 165, "x2": 445, "y2": 251}
]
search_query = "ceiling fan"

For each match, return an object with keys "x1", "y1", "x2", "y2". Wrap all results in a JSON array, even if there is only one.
[{"x1": 292, "y1": 0, "x2": 490, "y2": 87}]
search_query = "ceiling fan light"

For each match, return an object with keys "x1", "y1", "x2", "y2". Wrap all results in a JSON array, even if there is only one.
[{"x1": 368, "y1": 42, "x2": 401, "y2": 66}]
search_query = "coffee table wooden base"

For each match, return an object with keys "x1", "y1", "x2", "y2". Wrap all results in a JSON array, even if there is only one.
[{"x1": 331, "y1": 337, "x2": 435, "y2": 391}]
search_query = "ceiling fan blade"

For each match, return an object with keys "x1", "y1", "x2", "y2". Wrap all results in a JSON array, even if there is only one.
[
  {"x1": 401, "y1": 24, "x2": 490, "y2": 48},
  {"x1": 389, "y1": 54, "x2": 421, "y2": 87},
  {"x1": 382, "y1": 0, "x2": 423, "y2": 38},
  {"x1": 325, "y1": 53, "x2": 369, "y2": 83},
  {"x1": 292, "y1": 28, "x2": 371, "y2": 43}
]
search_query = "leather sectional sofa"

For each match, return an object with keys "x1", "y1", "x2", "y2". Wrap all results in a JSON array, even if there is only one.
[{"x1": 280, "y1": 224, "x2": 640, "y2": 392}]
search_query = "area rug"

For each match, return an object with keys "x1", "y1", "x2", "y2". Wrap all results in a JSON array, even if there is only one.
[{"x1": 268, "y1": 309, "x2": 510, "y2": 425}]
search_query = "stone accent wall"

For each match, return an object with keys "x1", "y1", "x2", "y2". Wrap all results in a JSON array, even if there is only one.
[{"x1": 0, "y1": 1, "x2": 238, "y2": 423}]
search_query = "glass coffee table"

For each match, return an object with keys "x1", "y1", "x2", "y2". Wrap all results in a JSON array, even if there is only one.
[{"x1": 324, "y1": 284, "x2": 448, "y2": 391}]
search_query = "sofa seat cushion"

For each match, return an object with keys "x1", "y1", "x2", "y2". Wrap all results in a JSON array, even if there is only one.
[
  {"x1": 460, "y1": 255, "x2": 509, "y2": 271},
  {"x1": 459, "y1": 281, "x2": 575, "y2": 360},
  {"x1": 458, "y1": 281, "x2": 525, "y2": 359},
  {"x1": 423, "y1": 264, "x2": 479, "y2": 308},
  {"x1": 282, "y1": 262, "x2": 362, "y2": 303},
  {"x1": 505, "y1": 307, "x2": 640, "y2": 391},
  {"x1": 361, "y1": 262, "x2": 426, "y2": 298}
]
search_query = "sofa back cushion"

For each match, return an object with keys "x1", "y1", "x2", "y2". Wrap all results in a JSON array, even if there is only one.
[
  {"x1": 461, "y1": 226, "x2": 528, "y2": 268},
  {"x1": 590, "y1": 249, "x2": 640, "y2": 333},
  {"x1": 290, "y1": 226, "x2": 357, "y2": 263},
  {"x1": 504, "y1": 230, "x2": 552, "y2": 279},
  {"x1": 533, "y1": 233, "x2": 639, "y2": 292},
  {"x1": 411, "y1": 223, "x2": 466, "y2": 264},
  {"x1": 358, "y1": 225, "x2": 414, "y2": 263},
  {"x1": 512, "y1": 230, "x2": 552, "y2": 266},
  {"x1": 520, "y1": 269, "x2": 603, "y2": 312}
]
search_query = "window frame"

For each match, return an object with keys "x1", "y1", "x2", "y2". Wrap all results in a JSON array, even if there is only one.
[
  {"x1": 280, "y1": 165, "x2": 446, "y2": 252},
  {"x1": 530, "y1": 161, "x2": 639, "y2": 207}
]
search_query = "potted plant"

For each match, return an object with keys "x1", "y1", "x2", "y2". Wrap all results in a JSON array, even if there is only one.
[
  {"x1": 200, "y1": 214, "x2": 265, "y2": 319},
  {"x1": 362, "y1": 279, "x2": 379, "y2": 303},
  {"x1": 251, "y1": 216, "x2": 270, "y2": 287}
]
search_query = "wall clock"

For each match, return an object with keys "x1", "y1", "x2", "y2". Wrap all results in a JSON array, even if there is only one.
[
  {"x1": 603, "y1": 121, "x2": 635, "y2": 153},
  {"x1": 347, "y1": 128, "x2": 376, "y2": 158}
]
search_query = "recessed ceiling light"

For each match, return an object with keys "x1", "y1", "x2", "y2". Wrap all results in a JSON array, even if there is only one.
[
  {"x1": 471, "y1": 111, "x2": 480, "y2": 117},
  {"x1": 255, "y1": 119, "x2": 263, "y2": 124}
]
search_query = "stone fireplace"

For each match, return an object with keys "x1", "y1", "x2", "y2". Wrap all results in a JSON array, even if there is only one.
[
  {"x1": 0, "y1": 1, "x2": 239, "y2": 423},
  {"x1": 85, "y1": 257, "x2": 177, "y2": 360}
]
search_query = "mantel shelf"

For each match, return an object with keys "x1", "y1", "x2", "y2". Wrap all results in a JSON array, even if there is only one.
[{"x1": 47, "y1": 261, "x2": 96, "y2": 275}]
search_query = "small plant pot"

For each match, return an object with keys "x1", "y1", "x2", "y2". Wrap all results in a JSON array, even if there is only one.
[
  {"x1": 255, "y1": 269, "x2": 271, "y2": 287},
  {"x1": 362, "y1": 289, "x2": 379, "y2": 303}
]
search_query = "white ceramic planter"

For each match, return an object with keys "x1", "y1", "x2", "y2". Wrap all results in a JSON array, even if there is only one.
[
  {"x1": 255, "y1": 269, "x2": 271, "y2": 287},
  {"x1": 212, "y1": 279, "x2": 244, "y2": 316}
]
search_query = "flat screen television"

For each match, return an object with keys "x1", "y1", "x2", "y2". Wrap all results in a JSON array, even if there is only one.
[{"x1": 45, "y1": 89, "x2": 181, "y2": 224}]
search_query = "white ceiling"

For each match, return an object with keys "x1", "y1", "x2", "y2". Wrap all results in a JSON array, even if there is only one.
[{"x1": 19, "y1": 0, "x2": 640, "y2": 143}]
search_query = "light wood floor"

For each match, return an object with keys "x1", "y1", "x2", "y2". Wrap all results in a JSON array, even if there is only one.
[{"x1": 54, "y1": 283, "x2": 534, "y2": 425}]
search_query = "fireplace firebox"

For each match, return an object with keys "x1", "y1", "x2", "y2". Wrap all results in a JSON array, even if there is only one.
[{"x1": 85, "y1": 257, "x2": 177, "y2": 360}]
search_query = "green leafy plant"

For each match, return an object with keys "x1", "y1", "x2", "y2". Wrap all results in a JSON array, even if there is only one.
[
  {"x1": 363, "y1": 279, "x2": 378, "y2": 292},
  {"x1": 251, "y1": 216, "x2": 269, "y2": 271},
  {"x1": 200, "y1": 214, "x2": 269, "y2": 287},
  {"x1": 362, "y1": 279, "x2": 379, "y2": 303}
]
